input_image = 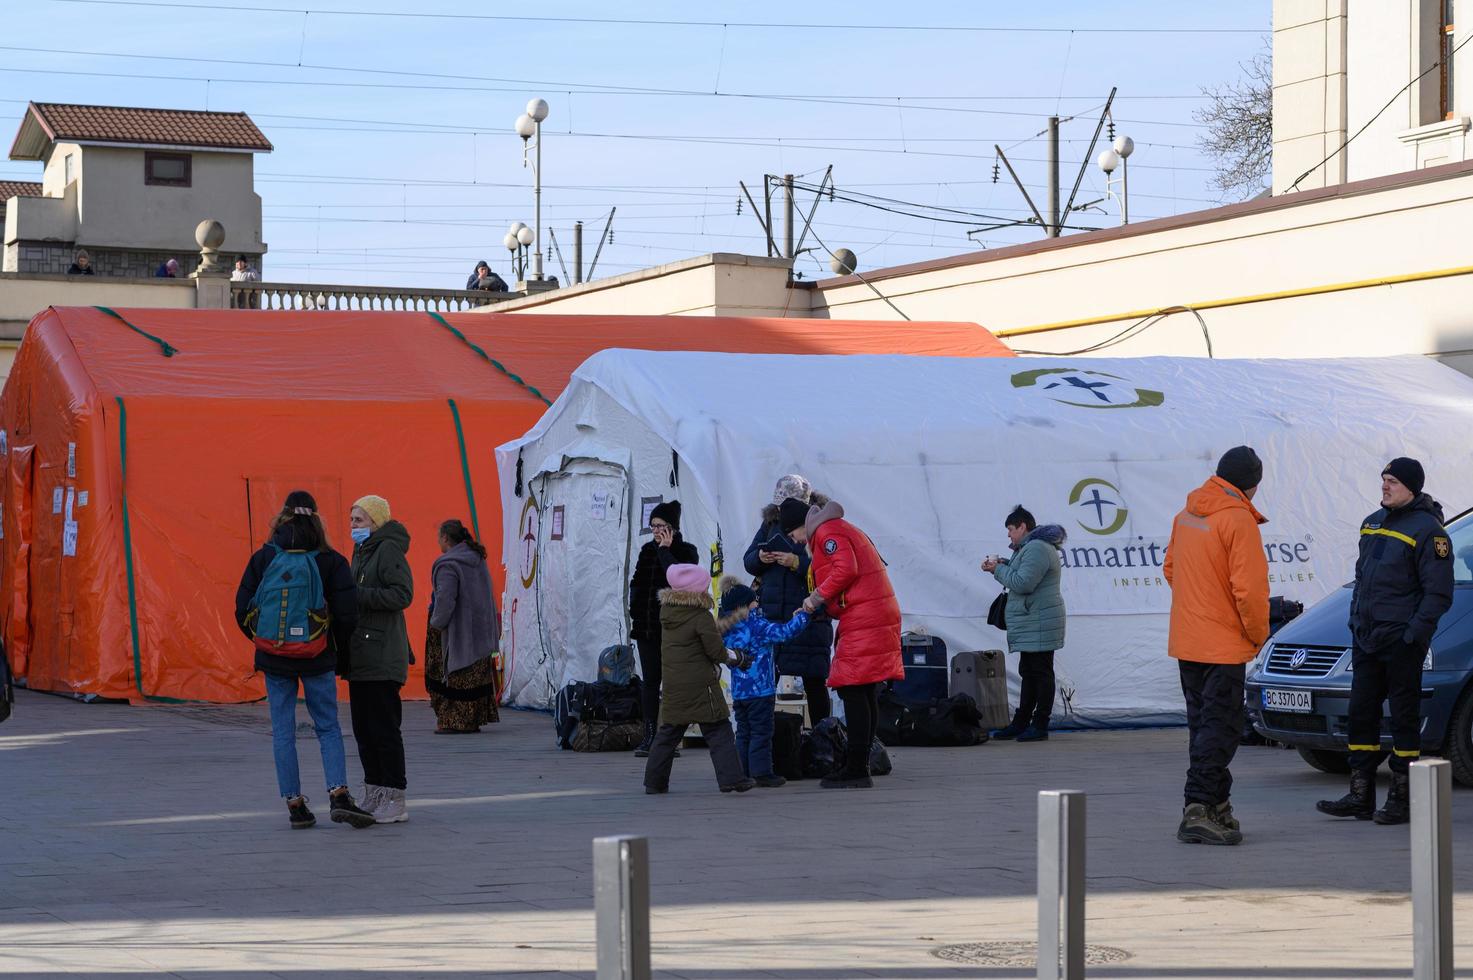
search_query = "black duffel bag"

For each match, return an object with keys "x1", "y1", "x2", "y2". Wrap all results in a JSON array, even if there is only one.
[
  {"x1": 879, "y1": 689, "x2": 986, "y2": 747},
  {"x1": 800, "y1": 717, "x2": 848, "y2": 778}
]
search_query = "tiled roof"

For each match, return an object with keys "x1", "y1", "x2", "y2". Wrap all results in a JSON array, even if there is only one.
[
  {"x1": 9, "y1": 103, "x2": 272, "y2": 159},
  {"x1": 0, "y1": 180, "x2": 43, "y2": 201}
]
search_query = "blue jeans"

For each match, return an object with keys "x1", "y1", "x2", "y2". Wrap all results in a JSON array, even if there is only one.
[
  {"x1": 732, "y1": 695, "x2": 776, "y2": 778},
  {"x1": 265, "y1": 671, "x2": 348, "y2": 799}
]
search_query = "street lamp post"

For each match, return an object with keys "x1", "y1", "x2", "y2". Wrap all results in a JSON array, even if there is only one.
[
  {"x1": 515, "y1": 98, "x2": 550, "y2": 283},
  {"x1": 1095, "y1": 135, "x2": 1134, "y2": 226}
]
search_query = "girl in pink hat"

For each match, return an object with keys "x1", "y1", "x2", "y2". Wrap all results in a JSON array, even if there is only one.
[{"x1": 643, "y1": 563, "x2": 756, "y2": 794}]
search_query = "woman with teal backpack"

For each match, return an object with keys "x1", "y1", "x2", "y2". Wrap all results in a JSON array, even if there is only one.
[
  {"x1": 235, "y1": 490, "x2": 375, "y2": 830},
  {"x1": 981, "y1": 504, "x2": 1068, "y2": 743}
]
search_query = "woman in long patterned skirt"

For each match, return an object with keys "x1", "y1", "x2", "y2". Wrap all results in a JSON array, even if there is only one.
[{"x1": 427, "y1": 520, "x2": 500, "y2": 733}]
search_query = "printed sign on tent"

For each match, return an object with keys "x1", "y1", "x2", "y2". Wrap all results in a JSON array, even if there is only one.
[
  {"x1": 52, "y1": 487, "x2": 63, "y2": 514},
  {"x1": 550, "y1": 505, "x2": 565, "y2": 541}
]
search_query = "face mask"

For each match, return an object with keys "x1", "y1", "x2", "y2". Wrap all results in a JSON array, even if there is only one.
[{"x1": 350, "y1": 527, "x2": 372, "y2": 544}]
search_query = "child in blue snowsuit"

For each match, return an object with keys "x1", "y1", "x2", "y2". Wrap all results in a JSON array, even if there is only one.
[{"x1": 717, "y1": 577, "x2": 810, "y2": 787}]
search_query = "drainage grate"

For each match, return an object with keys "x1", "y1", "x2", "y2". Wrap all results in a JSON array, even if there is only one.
[{"x1": 933, "y1": 941, "x2": 1131, "y2": 967}]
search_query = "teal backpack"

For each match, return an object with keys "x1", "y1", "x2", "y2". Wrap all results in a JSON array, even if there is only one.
[{"x1": 247, "y1": 544, "x2": 329, "y2": 657}]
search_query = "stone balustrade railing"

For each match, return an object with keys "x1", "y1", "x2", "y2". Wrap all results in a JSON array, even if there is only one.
[{"x1": 230, "y1": 280, "x2": 516, "y2": 311}]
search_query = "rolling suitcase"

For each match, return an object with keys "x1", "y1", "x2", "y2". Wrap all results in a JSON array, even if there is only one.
[
  {"x1": 950, "y1": 650, "x2": 1011, "y2": 730},
  {"x1": 891, "y1": 631, "x2": 949, "y2": 702}
]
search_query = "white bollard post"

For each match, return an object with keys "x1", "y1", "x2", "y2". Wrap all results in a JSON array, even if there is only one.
[
  {"x1": 594, "y1": 835, "x2": 651, "y2": 980},
  {"x1": 1411, "y1": 760, "x2": 1453, "y2": 980},
  {"x1": 1038, "y1": 790, "x2": 1086, "y2": 980}
]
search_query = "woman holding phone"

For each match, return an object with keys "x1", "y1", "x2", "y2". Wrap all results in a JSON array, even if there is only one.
[{"x1": 742, "y1": 475, "x2": 834, "y2": 724}]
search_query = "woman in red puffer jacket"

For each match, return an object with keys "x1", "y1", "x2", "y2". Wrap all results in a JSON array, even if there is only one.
[{"x1": 787, "y1": 495, "x2": 903, "y2": 789}]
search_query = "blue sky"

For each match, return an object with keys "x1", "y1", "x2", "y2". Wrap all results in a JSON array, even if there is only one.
[{"x1": 1, "y1": 1, "x2": 1270, "y2": 289}]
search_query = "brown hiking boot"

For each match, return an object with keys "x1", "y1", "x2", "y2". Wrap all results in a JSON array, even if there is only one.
[{"x1": 1177, "y1": 803, "x2": 1242, "y2": 845}]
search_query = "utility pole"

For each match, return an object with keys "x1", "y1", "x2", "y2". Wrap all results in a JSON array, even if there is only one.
[
  {"x1": 573, "y1": 220, "x2": 583, "y2": 284},
  {"x1": 1046, "y1": 116, "x2": 1060, "y2": 238},
  {"x1": 783, "y1": 173, "x2": 795, "y2": 259}
]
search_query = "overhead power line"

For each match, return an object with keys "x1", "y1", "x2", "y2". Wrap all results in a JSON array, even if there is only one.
[
  {"x1": 48, "y1": 1, "x2": 1268, "y2": 34},
  {"x1": 0, "y1": 51, "x2": 1209, "y2": 126}
]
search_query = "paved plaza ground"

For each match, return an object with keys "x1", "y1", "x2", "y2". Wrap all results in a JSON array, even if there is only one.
[{"x1": 2, "y1": 688, "x2": 1471, "y2": 979}]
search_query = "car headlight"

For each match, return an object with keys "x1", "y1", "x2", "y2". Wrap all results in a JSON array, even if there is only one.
[{"x1": 1424, "y1": 646, "x2": 1434, "y2": 671}]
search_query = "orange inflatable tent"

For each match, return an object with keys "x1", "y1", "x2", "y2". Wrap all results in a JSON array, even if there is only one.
[{"x1": 0, "y1": 306, "x2": 1011, "y2": 703}]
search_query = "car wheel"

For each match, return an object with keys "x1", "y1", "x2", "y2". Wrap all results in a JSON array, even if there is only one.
[
  {"x1": 1444, "y1": 683, "x2": 1473, "y2": 788},
  {"x1": 1296, "y1": 745, "x2": 1353, "y2": 774}
]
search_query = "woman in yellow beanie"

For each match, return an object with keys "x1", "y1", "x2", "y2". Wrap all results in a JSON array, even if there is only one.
[{"x1": 347, "y1": 495, "x2": 414, "y2": 824}]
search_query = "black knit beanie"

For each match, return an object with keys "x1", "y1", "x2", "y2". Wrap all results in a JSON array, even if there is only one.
[
  {"x1": 1382, "y1": 457, "x2": 1425, "y2": 495},
  {"x1": 718, "y1": 582, "x2": 757, "y2": 617},
  {"x1": 1216, "y1": 446, "x2": 1263, "y2": 492},
  {"x1": 649, "y1": 499, "x2": 682, "y2": 531},
  {"x1": 778, "y1": 497, "x2": 810, "y2": 534}
]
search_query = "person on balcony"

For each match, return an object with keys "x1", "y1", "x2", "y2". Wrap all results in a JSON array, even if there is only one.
[
  {"x1": 466, "y1": 260, "x2": 508, "y2": 292},
  {"x1": 67, "y1": 250, "x2": 94, "y2": 275}
]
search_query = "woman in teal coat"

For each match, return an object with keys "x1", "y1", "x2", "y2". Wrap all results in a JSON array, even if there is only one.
[{"x1": 981, "y1": 505, "x2": 1067, "y2": 742}]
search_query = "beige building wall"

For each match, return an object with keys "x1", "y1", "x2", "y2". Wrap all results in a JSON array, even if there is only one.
[
  {"x1": 804, "y1": 163, "x2": 1473, "y2": 371},
  {"x1": 1274, "y1": 0, "x2": 1473, "y2": 193},
  {"x1": 479, "y1": 253, "x2": 797, "y2": 317},
  {"x1": 71, "y1": 145, "x2": 263, "y2": 254}
]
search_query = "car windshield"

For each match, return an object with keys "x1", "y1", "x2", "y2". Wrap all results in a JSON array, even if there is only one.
[{"x1": 1449, "y1": 511, "x2": 1473, "y2": 584}]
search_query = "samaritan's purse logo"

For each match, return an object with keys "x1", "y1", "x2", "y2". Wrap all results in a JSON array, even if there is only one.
[
  {"x1": 1069, "y1": 478, "x2": 1128, "y2": 535},
  {"x1": 1011, "y1": 367, "x2": 1164, "y2": 409},
  {"x1": 518, "y1": 494, "x2": 541, "y2": 588}
]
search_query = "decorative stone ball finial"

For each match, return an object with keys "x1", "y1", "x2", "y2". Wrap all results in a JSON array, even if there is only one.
[{"x1": 194, "y1": 219, "x2": 227, "y2": 276}]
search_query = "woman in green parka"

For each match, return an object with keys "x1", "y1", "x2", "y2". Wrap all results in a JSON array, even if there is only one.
[
  {"x1": 347, "y1": 494, "x2": 414, "y2": 824},
  {"x1": 982, "y1": 505, "x2": 1067, "y2": 743}
]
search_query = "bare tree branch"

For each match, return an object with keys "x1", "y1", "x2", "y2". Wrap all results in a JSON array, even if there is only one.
[{"x1": 1194, "y1": 42, "x2": 1273, "y2": 201}]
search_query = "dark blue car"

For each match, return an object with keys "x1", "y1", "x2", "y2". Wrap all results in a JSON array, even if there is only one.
[{"x1": 1246, "y1": 507, "x2": 1473, "y2": 786}]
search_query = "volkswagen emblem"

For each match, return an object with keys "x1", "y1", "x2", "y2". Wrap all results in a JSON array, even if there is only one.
[{"x1": 1288, "y1": 648, "x2": 1309, "y2": 671}]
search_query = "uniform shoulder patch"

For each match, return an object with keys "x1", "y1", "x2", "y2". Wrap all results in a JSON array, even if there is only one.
[
  {"x1": 1433, "y1": 535, "x2": 1451, "y2": 559},
  {"x1": 823, "y1": 538, "x2": 838, "y2": 555}
]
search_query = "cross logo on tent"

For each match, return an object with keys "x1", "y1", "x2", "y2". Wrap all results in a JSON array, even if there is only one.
[
  {"x1": 1010, "y1": 367, "x2": 1165, "y2": 409},
  {"x1": 1068, "y1": 477, "x2": 1129, "y2": 535}
]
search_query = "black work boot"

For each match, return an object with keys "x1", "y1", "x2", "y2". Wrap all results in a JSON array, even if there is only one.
[
  {"x1": 1316, "y1": 768, "x2": 1375, "y2": 820},
  {"x1": 990, "y1": 710, "x2": 1029, "y2": 741},
  {"x1": 1373, "y1": 771, "x2": 1410, "y2": 825}
]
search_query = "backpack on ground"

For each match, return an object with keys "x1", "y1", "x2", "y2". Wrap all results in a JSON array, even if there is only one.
[
  {"x1": 876, "y1": 689, "x2": 917, "y2": 747},
  {"x1": 597, "y1": 644, "x2": 637, "y2": 686},
  {"x1": 246, "y1": 544, "x2": 329, "y2": 657},
  {"x1": 554, "y1": 680, "x2": 590, "y2": 749},
  {"x1": 582, "y1": 677, "x2": 643, "y2": 725}
]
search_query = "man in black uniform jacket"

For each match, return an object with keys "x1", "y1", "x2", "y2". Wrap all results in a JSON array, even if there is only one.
[{"x1": 1318, "y1": 457, "x2": 1454, "y2": 825}]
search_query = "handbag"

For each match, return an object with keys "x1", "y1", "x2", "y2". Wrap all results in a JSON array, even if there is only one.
[{"x1": 986, "y1": 591, "x2": 1008, "y2": 632}]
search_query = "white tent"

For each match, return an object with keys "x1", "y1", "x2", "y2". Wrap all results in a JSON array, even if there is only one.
[{"x1": 495, "y1": 350, "x2": 1473, "y2": 725}]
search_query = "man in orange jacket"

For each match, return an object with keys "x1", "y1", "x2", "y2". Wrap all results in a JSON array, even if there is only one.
[{"x1": 1163, "y1": 446, "x2": 1270, "y2": 846}]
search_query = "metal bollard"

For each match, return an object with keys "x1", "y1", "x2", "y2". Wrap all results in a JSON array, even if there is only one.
[
  {"x1": 593, "y1": 835, "x2": 651, "y2": 980},
  {"x1": 1411, "y1": 760, "x2": 1453, "y2": 980},
  {"x1": 1037, "y1": 790, "x2": 1086, "y2": 980}
]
